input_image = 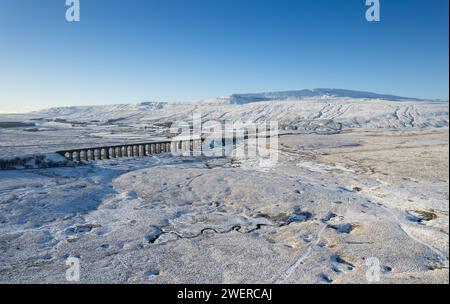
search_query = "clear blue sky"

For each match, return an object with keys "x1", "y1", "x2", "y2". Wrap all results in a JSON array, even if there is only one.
[{"x1": 0, "y1": 0, "x2": 448, "y2": 112}]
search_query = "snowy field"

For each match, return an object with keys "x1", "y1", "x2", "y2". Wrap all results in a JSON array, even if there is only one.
[{"x1": 0, "y1": 90, "x2": 448, "y2": 283}]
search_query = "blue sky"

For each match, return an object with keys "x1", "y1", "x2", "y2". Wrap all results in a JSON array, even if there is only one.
[{"x1": 0, "y1": 0, "x2": 448, "y2": 112}]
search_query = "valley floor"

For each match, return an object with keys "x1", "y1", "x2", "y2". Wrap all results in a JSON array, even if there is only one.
[{"x1": 0, "y1": 128, "x2": 448, "y2": 283}]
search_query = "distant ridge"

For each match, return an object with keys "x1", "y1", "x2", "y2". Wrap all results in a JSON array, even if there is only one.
[
  {"x1": 2, "y1": 89, "x2": 431, "y2": 116},
  {"x1": 1, "y1": 88, "x2": 446, "y2": 131},
  {"x1": 220, "y1": 88, "x2": 423, "y2": 104}
]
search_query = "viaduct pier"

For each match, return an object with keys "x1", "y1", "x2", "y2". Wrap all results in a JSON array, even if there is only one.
[{"x1": 57, "y1": 138, "x2": 203, "y2": 162}]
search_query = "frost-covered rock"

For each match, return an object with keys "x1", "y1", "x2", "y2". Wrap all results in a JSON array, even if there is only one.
[{"x1": 0, "y1": 153, "x2": 73, "y2": 170}]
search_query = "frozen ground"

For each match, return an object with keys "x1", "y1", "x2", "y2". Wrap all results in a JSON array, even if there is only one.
[
  {"x1": 0, "y1": 90, "x2": 448, "y2": 283},
  {"x1": 0, "y1": 128, "x2": 448, "y2": 283}
]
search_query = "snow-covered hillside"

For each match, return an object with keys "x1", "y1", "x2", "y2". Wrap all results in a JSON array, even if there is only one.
[
  {"x1": 19, "y1": 89, "x2": 448, "y2": 130},
  {"x1": 0, "y1": 89, "x2": 447, "y2": 158}
]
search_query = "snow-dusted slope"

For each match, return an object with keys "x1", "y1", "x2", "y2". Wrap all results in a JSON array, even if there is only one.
[
  {"x1": 2, "y1": 89, "x2": 447, "y2": 133},
  {"x1": 21, "y1": 91, "x2": 447, "y2": 131}
]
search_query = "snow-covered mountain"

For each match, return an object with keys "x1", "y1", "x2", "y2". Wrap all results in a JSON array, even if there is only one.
[{"x1": 2, "y1": 89, "x2": 448, "y2": 132}]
